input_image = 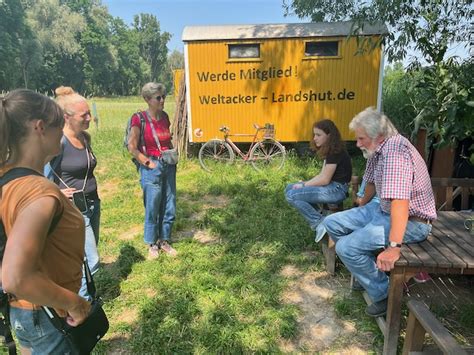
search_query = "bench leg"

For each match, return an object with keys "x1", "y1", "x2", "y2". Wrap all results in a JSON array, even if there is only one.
[
  {"x1": 321, "y1": 234, "x2": 336, "y2": 275},
  {"x1": 402, "y1": 311, "x2": 426, "y2": 355},
  {"x1": 383, "y1": 268, "x2": 405, "y2": 355}
]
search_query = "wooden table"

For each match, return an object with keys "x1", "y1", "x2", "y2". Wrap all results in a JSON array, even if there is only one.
[{"x1": 377, "y1": 211, "x2": 474, "y2": 354}]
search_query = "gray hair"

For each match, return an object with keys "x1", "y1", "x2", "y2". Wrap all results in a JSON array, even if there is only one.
[
  {"x1": 141, "y1": 82, "x2": 166, "y2": 99},
  {"x1": 349, "y1": 107, "x2": 398, "y2": 139}
]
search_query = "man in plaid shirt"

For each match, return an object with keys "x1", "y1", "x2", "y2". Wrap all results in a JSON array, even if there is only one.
[{"x1": 323, "y1": 107, "x2": 437, "y2": 317}]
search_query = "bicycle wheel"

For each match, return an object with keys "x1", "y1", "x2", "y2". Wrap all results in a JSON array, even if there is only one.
[
  {"x1": 198, "y1": 139, "x2": 235, "y2": 172},
  {"x1": 250, "y1": 139, "x2": 286, "y2": 171}
]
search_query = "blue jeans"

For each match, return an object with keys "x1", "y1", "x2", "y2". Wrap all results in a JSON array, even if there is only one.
[
  {"x1": 323, "y1": 200, "x2": 432, "y2": 302},
  {"x1": 10, "y1": 307, "x2": 78, "y2": 354},
  {"x1": 285, "y1": 181, "x2": 349, "y2": 230},
  {"x1": 140, "y1": 158, "x2": 177, "y2": 245},
  {"x1": 79, "y1": 198, "x2": 101, "y2": 300}
]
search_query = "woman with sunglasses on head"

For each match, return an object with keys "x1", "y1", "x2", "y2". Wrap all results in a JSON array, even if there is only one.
[
  {"x1": 285, "y1": 119, "x2": 352, "y2": 241},
  {"x1": 0, "y1": 89, "x2": 90, "y2": 353},
  {"x1": 127, "y1": 82, "x2": 177, "y2": 259},
  {"x1": 46, "y1": 86, "x2": 100, "y2": 301}
]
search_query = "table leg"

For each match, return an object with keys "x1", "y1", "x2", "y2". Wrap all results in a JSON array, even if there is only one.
[{"x1": 383, "y1": 267, "x2": 405, "y2": 355}]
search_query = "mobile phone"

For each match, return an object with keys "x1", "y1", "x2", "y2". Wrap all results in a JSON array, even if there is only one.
[{"x1": 72, "y1": 191, "x2": 88, "y2": 213}]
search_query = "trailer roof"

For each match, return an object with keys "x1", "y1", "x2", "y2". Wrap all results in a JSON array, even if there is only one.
[{"x1": 182, "y1": 21, "x2": 388, "y2": 42}]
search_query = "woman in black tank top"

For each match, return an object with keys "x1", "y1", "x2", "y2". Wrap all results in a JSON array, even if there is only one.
[{"x1": 49, "y1": 86, "x2": 101, "y2": 301}]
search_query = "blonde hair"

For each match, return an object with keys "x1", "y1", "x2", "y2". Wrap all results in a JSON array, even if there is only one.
[{"x1": 55, "y1": 86, "x2": 86, "y2": 115}]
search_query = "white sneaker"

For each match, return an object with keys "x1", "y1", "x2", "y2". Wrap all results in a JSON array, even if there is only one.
[{"x1": 315, "y1": 224, "x2": 327, "y2": 243}]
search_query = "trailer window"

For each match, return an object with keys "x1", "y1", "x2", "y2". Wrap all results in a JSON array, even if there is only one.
[
  {"x1": 228, "y1": 44, "x2": 260, "y2": 59},
  {"x1": 305, "y1": 41, "x2": 339, "y2": 57}
]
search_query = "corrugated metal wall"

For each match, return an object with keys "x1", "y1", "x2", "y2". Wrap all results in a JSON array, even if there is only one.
[{"x1": 186, "y1": 36, "x2": 382, "y2": 142}]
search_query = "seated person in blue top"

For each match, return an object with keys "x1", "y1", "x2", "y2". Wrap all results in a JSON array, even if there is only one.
[{"x1": 285, "y1": 119, "x2": 352, "y2": 237}]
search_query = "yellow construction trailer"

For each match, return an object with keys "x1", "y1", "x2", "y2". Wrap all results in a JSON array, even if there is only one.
[{"x1": 182, "y1": 21, "x2": 387, "y2": 143}]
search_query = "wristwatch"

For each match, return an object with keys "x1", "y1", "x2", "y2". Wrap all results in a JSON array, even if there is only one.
[
  {"x1": 389, "y1": 241, "x2": 402, "y2": 248},
  {"x1": 144, "y1": 160, "x2": 151, "y2": 167}
]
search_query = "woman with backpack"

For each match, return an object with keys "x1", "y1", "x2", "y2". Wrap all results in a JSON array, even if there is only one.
[
  {"x1": 0, "y1": 89, "x2": 90, "y2": 353},
  {"x1": 127, "y1": 82, "x2": 178, "y2": 259},
  {"x1": 285, "y1": 119, "x2": 352, "y2": 241},
  {"x1": 47, "y1": 86, "x2": 101, "y2": 301}
]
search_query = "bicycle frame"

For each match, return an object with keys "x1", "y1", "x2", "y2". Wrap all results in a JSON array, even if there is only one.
[{"x1": 220, "y1": 125, "x2": 269, "y2": 161}]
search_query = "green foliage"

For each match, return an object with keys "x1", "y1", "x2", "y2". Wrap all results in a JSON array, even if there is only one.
[
  {"x1": 285, "y1": 0, "x2": 472, "y2": 65},
  {"x1": 0, "y1": 0, "x2": 29, "y2": 89},
  {"x1": 382, "y1": 63, "x2": 417, "y2": 136},
  {"x1": 1, "y1": 0, "x2": 177, "y2": 95},
  {"x1": 411, "y1": 58, "x2": 474, "y2": 149}
]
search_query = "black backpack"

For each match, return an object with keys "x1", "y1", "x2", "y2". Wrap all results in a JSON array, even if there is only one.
[
  {"x1": 0, "y1": 168, "x2": 62, "y2": 355},
  {"x1": 124, "y1": 111, "x2": 146, "y2": 170}
]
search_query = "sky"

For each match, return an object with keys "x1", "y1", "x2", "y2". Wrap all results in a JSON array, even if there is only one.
[
  {"x1": 102, "y1": 0, "x2": 305, "y2": 53},
  {"x1": 102, "y1": 0, "x2": 471, "y2": 64}
]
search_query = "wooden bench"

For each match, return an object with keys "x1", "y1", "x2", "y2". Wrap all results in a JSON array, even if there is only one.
[
  {"x1": 320, "y1": 202, "x2": 344, "y2": 275},
  {"x1": 402, "y1": 300, "x2": 468, "y2": 355},
  {"x1": 320, "y1": 176, "x2": 363, "y2": 274},
  {"x1": 321, "y1": 176, "x2": 474, "y2": 274}
]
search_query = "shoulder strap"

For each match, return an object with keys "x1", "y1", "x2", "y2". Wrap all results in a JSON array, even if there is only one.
[
  {"x1": 144, "y1": 111, "x2": 163, "y2": 152},
  {"x1": 45, "y1": 136, "x2": 66, "y2": 181},
  {"x1": 0, "y1": 168, "x2": 42, "y2": 187},
  {"x1": 137, "y1": 111, "x2": 147, "y2": 152}
]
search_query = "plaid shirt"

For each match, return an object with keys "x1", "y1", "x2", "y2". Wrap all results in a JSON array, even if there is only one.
[{"x1": 364, "y1": 134, "x2": 437, "y2": 221}]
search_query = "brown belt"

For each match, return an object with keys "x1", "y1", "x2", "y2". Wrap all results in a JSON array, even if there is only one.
[{"x1": 409, "y1": 216, "x2": 431, "y2": 225}]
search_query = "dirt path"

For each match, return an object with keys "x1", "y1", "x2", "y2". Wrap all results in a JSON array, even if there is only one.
[{"x1": 279, "y1": 264, "x2": 373, "y2": 353}]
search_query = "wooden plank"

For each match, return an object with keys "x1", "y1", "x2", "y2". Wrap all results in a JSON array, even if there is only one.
[
  {"x1": 404, "y1": 300, "x2": 468, "y2": 355},
  {"x1": 430, "y1": 177, "x2": 474, "y2": 188},
  {"x1": 437, "y1": 212, "x2": 474, "y2": 248},
  {"x1": 431, "y1": 224, "x2": 472, "y2": 268},
  {"x1": 399, "y1": 244, "x2": 423, "y2": 267},
  {"x1": 416, "y1": 239, "x2": 452, "y2": 269},
  {"x1": 383, "y1": 268, "x2": 406, "y2": 355},
  {"x1": 404, "y1": 243, "x2": 436, "y2": 268},
  {"x1": 402, "y1": 309, "x2": 426, "y2": 354},
  {"x1": 423, "y1": 232, "x2": 467, "y2": 269}
]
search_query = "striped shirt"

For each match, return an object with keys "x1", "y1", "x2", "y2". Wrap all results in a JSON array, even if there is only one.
[{"x1": 363, "y1": 134, "x2": 437, "y2": 221}]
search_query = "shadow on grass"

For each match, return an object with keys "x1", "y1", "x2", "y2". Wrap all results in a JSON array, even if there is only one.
[{"x1": 95, "y1": 243, "x2": 145, "y2": 301}]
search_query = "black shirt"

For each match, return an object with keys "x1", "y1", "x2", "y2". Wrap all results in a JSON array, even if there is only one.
[
  {"x1": 52, "y1": 136, "x2": 98, "y2": 199},
  {"x1": 326, "y1": 150, "x2": 352, "y2": 183}
]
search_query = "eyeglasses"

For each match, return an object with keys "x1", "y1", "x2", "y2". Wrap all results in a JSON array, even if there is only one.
[{"x1": 155, "y1": 95, "x2": 166, "y2": 101}]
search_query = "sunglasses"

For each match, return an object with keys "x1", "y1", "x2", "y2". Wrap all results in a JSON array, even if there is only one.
[{"x1": 155, "y1": 94, "x2": 166, "y2": 101}]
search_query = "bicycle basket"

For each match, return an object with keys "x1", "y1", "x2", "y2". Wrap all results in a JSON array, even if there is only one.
[{"x1": 263, "y1": 123, "x2": 275, "y2": 138}]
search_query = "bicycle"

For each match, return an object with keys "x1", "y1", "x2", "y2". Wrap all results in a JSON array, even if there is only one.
[{"x1": 198, "y1": 123, "x2": 286, "y2": 172}]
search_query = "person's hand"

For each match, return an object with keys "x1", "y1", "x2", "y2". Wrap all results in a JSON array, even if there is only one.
[
  {"x1": 292, "y1": 182, "x2": 305, "y2": 189},
  {"x1": 66, "y1": 297, "x2": 91, "y2": 327},
  {"x1": 376, "y1": 247, "x2": 401, "y2": 272},
  {"x1": 61, "y1": 188, "x2": 77, "y2": 199},
  {"x1": 148, "y1": 161, "x2": 157, "y2": 169}
]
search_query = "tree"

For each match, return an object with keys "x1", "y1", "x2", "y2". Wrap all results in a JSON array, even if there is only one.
[
  {"x1": 110, "y1": 17, "x2": 146, "y2": 95},
  {"x1": 284, "y1": 0, "x2": 472, "y2": 65},
  {"x1": 133, "y1": 13, "x2": 171, "y2": 83},
  {"x1": 168, "y1": 50, "x2": 184, "y2": 71},
  {"x1": 0, "y1": 0, "x2": 29, "y2": 89}
]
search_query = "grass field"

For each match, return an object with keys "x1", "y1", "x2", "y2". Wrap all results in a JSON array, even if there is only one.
[
  {"x1": 49, "y1": 96, "x2": 471, "y2": 354},
  {"x1": 84, "y1": 96, "x2": 374, "y2": 353}
]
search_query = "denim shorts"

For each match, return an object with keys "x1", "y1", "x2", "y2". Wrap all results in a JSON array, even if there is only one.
[{"x1": 10, "y1": 307, "x2": 79, "y2": 354}]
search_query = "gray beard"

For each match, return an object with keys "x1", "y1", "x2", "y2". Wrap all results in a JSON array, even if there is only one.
[{"x1": 361, "y1": 148, "x2": 374, "y2": 159}]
